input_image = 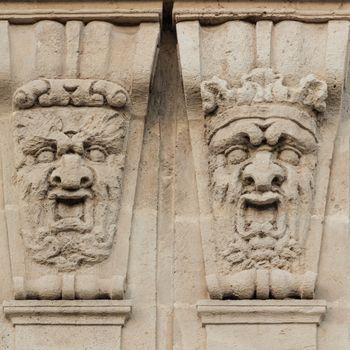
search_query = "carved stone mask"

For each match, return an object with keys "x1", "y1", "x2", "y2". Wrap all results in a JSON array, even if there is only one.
[
  {"x1": 209, "y1": 116, "x2": 317, "y2": 273},
  {"x1": 13, "y1": 80, "x2": 129, "y2": 271},
  {"x1": 200, "y1": 68, "x2": 328, "y2": 298}
]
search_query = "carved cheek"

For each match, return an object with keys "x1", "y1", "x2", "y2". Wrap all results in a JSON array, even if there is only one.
[
  {"x1": 279, "y1": 163, "x2": 301, "y2": 198},
  {"x1": 224, "y1": 164, "x2": 244, "y2": 203},
  {"x1": 227, "y1": 163, "x2": 243, "y2": 186},
  {"x1": 299, "y1": 164, "x2": 316, "y2": 196},
  {"x1": 91, "y1": 162, "x2": 121, "y2": 199},
  {"x1": 212, "y1": 165, "x2": 227, "y2": 185},
  {"x1": 20, "y1": 164, "x2": 54, "y2": 200}
]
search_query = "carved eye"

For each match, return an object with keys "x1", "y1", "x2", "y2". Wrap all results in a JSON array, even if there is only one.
[
  {"x1": 225, "y1": 147, "x2": 248, "y2": 165},
  {"x1": 87, "y1": 146, "x2": 106, "y2": 162},
  {"x1": 36, "y1": 148, "x2": 55, "y2": 163},
  {"x1": 278, "y1": 148, "x2": 300, "y2": 165}
]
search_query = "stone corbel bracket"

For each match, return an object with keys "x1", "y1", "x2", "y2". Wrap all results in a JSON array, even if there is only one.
[
  {"x1": 0, "y1": 10, "x2": 160, "y2": 300},
  {"x1": 176, "y1": 9, "x2": 350, "y2": 299}
]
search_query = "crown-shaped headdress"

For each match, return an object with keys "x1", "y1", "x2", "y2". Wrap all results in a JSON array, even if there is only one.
[
  {"x1": 201, "y1": 68, "x2": 328, "y2": 140},
  {"x1": 13, "y1": 79, "x2": 129, "y2": 110}
]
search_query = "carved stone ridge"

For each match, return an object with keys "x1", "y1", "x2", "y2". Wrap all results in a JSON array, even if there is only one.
[
  {"x1": 0, "y1": 0, "x2": 162, "y2": 25},
  {"x1": 3, "y1": 300, "x2": 132, "y2": 325},
  {"x1": 197, "y1": 299, "x2": 326, "y2": 325},
  {"x1": 174, "y1": 6, "x2": 350, "y2": 24}
]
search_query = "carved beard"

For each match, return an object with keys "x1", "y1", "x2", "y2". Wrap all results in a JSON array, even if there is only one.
[
  {"x1": 16, "y1": 156, "x2": 124, "y2": 271},
  {"x1": 210, "y1": 154, "x2": 315, "y2": 274}
]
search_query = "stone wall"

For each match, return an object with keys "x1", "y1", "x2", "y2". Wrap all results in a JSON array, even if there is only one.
[{"x1": 0, "y1": 1, "x2": 349, "y2": 349}]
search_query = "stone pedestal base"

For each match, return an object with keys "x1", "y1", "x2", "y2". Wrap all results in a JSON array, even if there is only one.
[
  {"x1": 3, "y1": 300, "x2": 132, "y2": 350},
  {"x1": 197, "y1": 300, "x2": 326, "y2": 350}
]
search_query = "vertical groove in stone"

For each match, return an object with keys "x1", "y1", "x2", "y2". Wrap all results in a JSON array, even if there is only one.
[
  {"x1": 107, "y1": 26, "x2": 138, "y2": 91},
  {"x1": 34, "y1": 20, "x2": 65, "y2": 78},
  {"x1": 256, "y1": 20, "x2": 273, "y2": 68},
  {"x1": 154, "y1": 29, "x2": 177, "y2": 350},
  {"x1": 200, "y1": 21, "x2": 255, "y2": 82},
  {"x1": 79, "y1": 21, "x2": 113, "y2": 79},
  {"x1": 64, "y1": 21, "x2": 83, "y2": 78},
  {"x1": 272, "y1": 21, "x2": 303, "y2": 83},
  {"x1": 9, "y1": 24, "x2": 36, "y2": 85}
]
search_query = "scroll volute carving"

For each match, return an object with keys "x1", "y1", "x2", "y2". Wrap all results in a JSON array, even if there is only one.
[{"x1": 201, "y1": 68, "x2": 328, "y2": 299}]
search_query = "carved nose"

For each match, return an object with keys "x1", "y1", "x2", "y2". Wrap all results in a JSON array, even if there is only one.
[
  {"x1": 49, "y1": 154, "x2": 93, "y2": 190},
  {"x1": 242, "y1": 151, "x2": 285, "y2": 192}
]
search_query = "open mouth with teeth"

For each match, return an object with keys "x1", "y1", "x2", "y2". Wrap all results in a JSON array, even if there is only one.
[
  {"x1": 48, "y1": 189, "x2": 94, "y2": 233},
  {"x1": 236, "y1": 192, "x2": 287, "y2": 245}
]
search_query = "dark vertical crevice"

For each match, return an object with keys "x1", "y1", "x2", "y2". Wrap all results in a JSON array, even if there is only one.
[
  {"x1": 155, "y1": 1, "x2": 177, "y2": 348},
  {"x1": 162, "y1": 0, "x2": 174, "y2": 32}
]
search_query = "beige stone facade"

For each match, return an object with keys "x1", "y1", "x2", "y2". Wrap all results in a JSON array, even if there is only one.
[{"x1": 0, "y1": 1, "x2": 349, "y2": 349}]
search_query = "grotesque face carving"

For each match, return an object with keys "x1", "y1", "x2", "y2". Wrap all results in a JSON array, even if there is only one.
[
  {"x1": 14, "y1": 107, "x2": 128, "y2": 271},
  {"x1": 209, "y1": 117, "x2": 317, "y2": 273}
]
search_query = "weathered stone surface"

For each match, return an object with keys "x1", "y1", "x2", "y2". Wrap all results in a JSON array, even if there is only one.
[{"x1": 0, "y1": 1, "x2": 349, "y2": 350}]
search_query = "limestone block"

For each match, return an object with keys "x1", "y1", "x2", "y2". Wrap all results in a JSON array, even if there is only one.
[
  {"x1": 3, "y1": 300, "x2": 131, "y2": 350},
  {"x1": 198, "y1": 299, "x2": 326, "y2": 350},
  {"x1": 177, "y1": 13, "x2": 350, "y2": 299}
]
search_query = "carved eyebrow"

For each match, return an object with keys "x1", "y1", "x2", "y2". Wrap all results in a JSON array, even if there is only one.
[
  {"x1": 210, "y1": 126, "x2": 264, "y2": 154},
  {"x1": 82, "y1": 133, "x2": 125, "y2": 155},
  {"x1": 20, "y1": 137, "x2": 57, "y2": 156},
  {"x1": 276, "y1": 135, "x2": 311, "y2": 152},
  {"x1": 209, "y1": 132, "x2": 248, "y2": 154},
  {"x1": 265, "y1": 127, "x2": 317, "y2": 153},
  {"x1": 78, "y1": 113, "x2": 127, "y2": 154}
]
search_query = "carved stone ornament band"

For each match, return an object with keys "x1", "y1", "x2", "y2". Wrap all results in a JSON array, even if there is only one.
[{"x1": 13, "y1": 79, "x2": 129, "y2": 109}]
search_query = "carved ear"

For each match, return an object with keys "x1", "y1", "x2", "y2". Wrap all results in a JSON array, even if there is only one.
[
  {"x1": 298, "y1": 74, "x2": 328, "y2": 112},
  {"x1": 200, "y1": 76, "x2": 233, "y2": 114},
  {"x1": 13, "y1": 80, "x2": 50, "y2": 109}
]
